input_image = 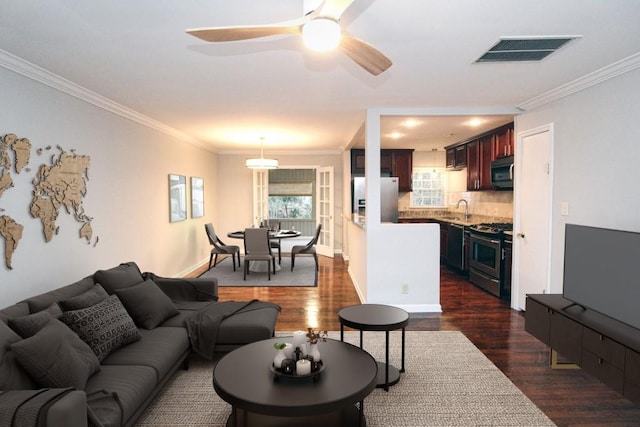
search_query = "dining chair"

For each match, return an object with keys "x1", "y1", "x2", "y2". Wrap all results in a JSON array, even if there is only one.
[
  {"x1": 204, "y1": 223, "x2": 241, "y2": 271},
  {"x1": 243, "y1": 227, "x2": 276, "y2": 280},
  {"x1": 291, "y1": 223, "x2": 322, "y2": 272},
  {"x1": 261, "y1": 220, "x2": 282, "y2": 264}
]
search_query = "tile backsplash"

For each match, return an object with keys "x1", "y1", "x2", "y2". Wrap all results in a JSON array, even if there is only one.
[{"x1": 399, "y1": 190, "x2": 513, "y2": 219}]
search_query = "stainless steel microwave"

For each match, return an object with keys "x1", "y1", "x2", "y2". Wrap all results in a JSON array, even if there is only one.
[{"x1": 490, "y1": 156, "x2": 514, "y2": 190}]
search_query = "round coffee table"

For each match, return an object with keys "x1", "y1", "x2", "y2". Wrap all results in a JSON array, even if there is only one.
[
  {"x1": 338, "y1": 304, "x2": 409, "y2": 391},
  {"x1": 213, "y1": 337, "x2": 378, "y2": 427}
]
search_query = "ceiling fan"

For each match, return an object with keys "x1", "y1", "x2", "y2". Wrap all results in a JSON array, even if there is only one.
[{"x1": 185, "y1": 0, "x2": 392, "y2": 76}]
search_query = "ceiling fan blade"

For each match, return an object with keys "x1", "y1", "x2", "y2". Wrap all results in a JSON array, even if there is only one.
[
  {"x1": 340, "y1": 33, "x2": 392, "y2": 76},
  {"x1": 186, "y1": 17, "x2": 307, "y2": 42},
  {"x1": 315, "y1": 0, "x2": 355, "y2": 20}
]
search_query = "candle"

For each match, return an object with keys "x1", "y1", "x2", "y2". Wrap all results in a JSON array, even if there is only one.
[{"x1": 296, "y1": 359, "x2": 311, "y2": 375}]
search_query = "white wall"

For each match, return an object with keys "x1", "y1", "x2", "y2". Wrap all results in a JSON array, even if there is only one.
[
  {"x1": 516, "y1": 67, "x2": 640, "y2": 294},
  {"x1": 0, "y1": 67, "x2": 218, "y2": 306}
]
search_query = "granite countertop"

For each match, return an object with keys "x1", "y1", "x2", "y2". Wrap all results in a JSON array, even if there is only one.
[{"x1": 398, "y1": 211, "x2": 512, "y2": 227}]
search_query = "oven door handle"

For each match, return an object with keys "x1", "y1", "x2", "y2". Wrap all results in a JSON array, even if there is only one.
[{"x1": 471, "y1": 234, "x2": 501, "y2": 245}]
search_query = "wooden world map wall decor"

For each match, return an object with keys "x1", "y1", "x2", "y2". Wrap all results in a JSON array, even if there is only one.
[{"x1": 0, "y1": 132, "x2": 97, "y2": 270}]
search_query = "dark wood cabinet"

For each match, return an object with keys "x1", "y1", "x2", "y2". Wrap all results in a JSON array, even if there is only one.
[
  {"x1": 463, "y1": 229, "x2": 470, "y2": 273},
  {"x1": 502, "y1": 235, "x2": 512, "y2": 300},
  {"x1": 350, "y1": 149, "x2": 414, "y2": 192},
  {"x1": 492, "y1": 124, "x2": 515, "y2": 159},
  {"x1": 525, "y1": 294, "x2": 640, "y2": 405},
  {"x1": 390, "y1": 149, "x2": 413, "y2": 192},
  {"x1": 446, "y1": 145, "x2": 467, "y2": 170},
  {"x1": 438, "y1": 221, "x2": 448, "y2": 264},
  {"x1": 351, "y1": 149, "x2": 366, "y2": 174},
  {"x1": 466, "y1": 136, "x2": 492, "y2": 191}
]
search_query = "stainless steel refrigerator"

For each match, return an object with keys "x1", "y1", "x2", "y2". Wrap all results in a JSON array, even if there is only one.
[{"x1": 352, "y1": 177, "x2": 399, "y2": 223}]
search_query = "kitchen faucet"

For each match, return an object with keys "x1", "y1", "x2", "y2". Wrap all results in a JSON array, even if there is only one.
[{"x1": 456, "y1": 199, "x2": 469, "y2": 219}]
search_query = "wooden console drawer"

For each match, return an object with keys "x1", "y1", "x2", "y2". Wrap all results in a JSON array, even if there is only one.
[
  {"x1": 583, "y1": 327, "x2": 625, "y2": 369},
  {"x1": 582, "y1": 350, "x2": 624, "y2": 394},
  {"x1": 624, "y1": 349, "x2": 640, "y2": 405},
  {"x1": 550, "y1": 312, "x2": 582, "y2": 364},
  {"x1": 525, "y1": 297, "x2": 551, "y2": 346}
]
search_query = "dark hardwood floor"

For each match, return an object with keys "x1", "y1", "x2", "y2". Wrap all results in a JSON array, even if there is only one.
[{"x1": 189, "y1": 255, "x2": 640, "y2": 426}]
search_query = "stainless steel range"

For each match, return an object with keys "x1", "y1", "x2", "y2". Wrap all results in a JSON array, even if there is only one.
[{"x1": 468, "y1": 222, "x2": 513, "y2": 300}]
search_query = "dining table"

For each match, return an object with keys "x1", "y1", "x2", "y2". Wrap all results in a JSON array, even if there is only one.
[{"x1": 227, "y1": 229, "x2": 301, "y2": 272}]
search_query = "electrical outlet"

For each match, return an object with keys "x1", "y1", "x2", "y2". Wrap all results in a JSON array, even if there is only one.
[{"x1": 401, "y1": 284, "x2": 409, "y2": 294}]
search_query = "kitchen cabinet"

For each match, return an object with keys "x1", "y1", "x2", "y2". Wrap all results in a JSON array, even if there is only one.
[
  {"x1": 492, "y1": 124, "x2": 515, "y2": 159},
  {"x1": 438, "y1": 221, "x2": 448, "y2": 263},
  {"x1": 463, "y1": 229, "x2": 470, "y2": 273},
  {"x1": 351, "y1": 149, "x2": 414, "y2": 192},
  {"x1": 525, "y1": 294, "x2": 640, "y2": 405},
  {"x1": 502, "y1": 234, "x2": 512, "y2": 299},
  {"x1": 446, "y1": 223, "x2": 465, "y2": 270},
  {"x1": 446, "y1": 145, "x2": 467, "y2": 170},
  {"x1": 466, "y1": 136, "x2": 493, "y2": 191}
]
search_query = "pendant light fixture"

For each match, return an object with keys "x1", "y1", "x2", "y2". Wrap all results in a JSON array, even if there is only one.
[{"x1": 246, "y1": 137, "x2": 278, "y2": 169}]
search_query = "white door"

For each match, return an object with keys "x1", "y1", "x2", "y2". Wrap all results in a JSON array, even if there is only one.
[
  {"x1": 513, "y1": 124, "x2": 554, "y2": 310},
  {"x1": 316, "y1": 166, "x2": 334, "y2": 258},
  {"x1": 252, "y1": 169, "x2": 269, "y2": 227}
]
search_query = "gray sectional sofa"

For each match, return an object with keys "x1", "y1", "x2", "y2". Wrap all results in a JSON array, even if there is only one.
[{"x1": 0, "y1": 262, "x2": 280, "y2": 426}]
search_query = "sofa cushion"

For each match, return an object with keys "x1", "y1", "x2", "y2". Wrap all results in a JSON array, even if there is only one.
[
  {"x1": 85, "y1": 364, "x2": 157, "y2": 424},
  {"x1": 10, "y1": 319, "x2": 100, "y2": 390},
  {"x1": 0, "y1": 320, "x2": 36, "y2": 390},
  {"x1": 0, "y1": 302, "x2": 30, "y2": 324},
  {"x1": 59, "y1": 284, "x2": 109, "y2": 311},
  {"x1": 7, "y1": 303, "x2": 63, "y2": 338},
  {"x1": 102, "y1": 327, "x2": 189, "y2": 382},
  {"x1": 94, "y1": 262, "x2": 144, "y2": 294},
  {"x1": 24, "y1": 276, "x2": 95, "y2": 313},
  {"x1": 115, "y1": 280, "x2": 179, "y2": 329},
  {"x1": 61, "y1": 295, "x2": 141, "y2": 362}
]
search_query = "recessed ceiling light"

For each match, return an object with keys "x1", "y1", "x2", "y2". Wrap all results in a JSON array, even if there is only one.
[
  {"x1": 388, "y1": 132, "x2": 404, "y2": 139},
  {"x1": 466, "y1": 118, "x2": 483, "y2": 127},
  {"x1": 402, "y1": 119, "x2": 421, "y2": 128}
]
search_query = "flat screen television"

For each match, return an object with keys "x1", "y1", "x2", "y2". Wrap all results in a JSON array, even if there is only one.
[{"x1": 563, "y1": 224, "x2": 640, "y2": 330}]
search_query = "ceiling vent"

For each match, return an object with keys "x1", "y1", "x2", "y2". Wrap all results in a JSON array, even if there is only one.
[{"x1": 476, "y1": 37, "x2": 578, "y2": 62}]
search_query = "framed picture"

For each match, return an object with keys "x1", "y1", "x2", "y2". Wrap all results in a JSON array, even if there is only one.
[
  {"x1": 169, "y1": 174, "x2": 187, "y2": 222},
  {"x1": 191, "y1": 176, "x2": 204, "y2": 218}
]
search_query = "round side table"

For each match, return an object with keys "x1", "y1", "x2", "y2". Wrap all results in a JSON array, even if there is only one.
[{"x1": 338, "y1": 304, "x2": 409, "y2": 391}]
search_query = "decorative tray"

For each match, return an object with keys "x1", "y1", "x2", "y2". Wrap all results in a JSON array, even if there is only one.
[{"x1": 270, "y1": 361, "x2": 325, "y2": 381}]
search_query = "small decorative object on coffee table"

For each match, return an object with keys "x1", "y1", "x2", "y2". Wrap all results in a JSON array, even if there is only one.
[{"x1": 306, "y1": 328, "x2": 327, "y2": 362}]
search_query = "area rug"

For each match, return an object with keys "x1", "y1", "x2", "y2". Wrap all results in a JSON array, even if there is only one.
[
  {"x1": 199, "y1": 256, "x2": 317, "y2": 287},
  {"x1": 136, "y1": 331, "x2": 555, "y2": 426}
]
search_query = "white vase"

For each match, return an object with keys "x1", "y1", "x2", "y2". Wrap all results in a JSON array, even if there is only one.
[
  {"x1": 273, "y1": 349, "x2": 287, "y2": 369},
  {"x1": 308, "y1": 343, "x2": 321, "y2": 362}
]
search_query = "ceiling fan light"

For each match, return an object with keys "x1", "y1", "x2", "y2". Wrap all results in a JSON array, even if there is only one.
[
  {"x1": 302, "y1": 18, "x2": 341, "y2": 52},
  {"x1": 246, "y1": 157, "x2": 279, "y2": 169}
]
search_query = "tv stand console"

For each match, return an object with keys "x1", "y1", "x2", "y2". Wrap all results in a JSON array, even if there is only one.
[{"x1": 525, "y1": 294, "x2": 640, "y2": 405}]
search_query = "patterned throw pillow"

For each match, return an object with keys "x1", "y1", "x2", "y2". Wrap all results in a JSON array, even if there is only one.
[{"x1": 61, "y1": 295, "x2": 141, "y2": 361}]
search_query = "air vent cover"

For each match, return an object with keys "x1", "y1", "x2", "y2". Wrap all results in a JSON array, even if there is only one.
[{"x1": 476, "y1": 37, "x2": 577, "y2": 62}]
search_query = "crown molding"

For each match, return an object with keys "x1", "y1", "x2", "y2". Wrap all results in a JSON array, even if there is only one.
[
  {"x1": 517, "y1": 52, "x2": 640, "y2": 111},
  {"x1": 0, "y1": 49, "x2": 211, "y2": 151}
]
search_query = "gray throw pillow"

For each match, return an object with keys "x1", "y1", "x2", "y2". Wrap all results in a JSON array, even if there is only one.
[
  {"x1": 11, "y1": 318, "x2": 101, "y2": 390},
  {"x1": 94, "y1": 262, "x2": 144, "y2": 294},
  {"x1": 8, "y1": 303, "x2": 63, "y2": 338},
  {"x1": 59, "y1": 284, "x2": 109, "y2": 311},
  {"x1": 61, "y1": 295, "x2": 141, "y2": 361},
  {"x1": 115, "y1": 279, "x2": 179, "y2": 329},
  {"x1": 0, "y1": 320, "x2": 36, "y2": 390}
]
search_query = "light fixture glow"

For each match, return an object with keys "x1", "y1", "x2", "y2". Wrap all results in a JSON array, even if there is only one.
[
  {"x1": 302, "y1": 18, "x2": 341, "y2": 52},
  {"x1": 246, "y1": 137, "x2": 278, "y2": 169}
]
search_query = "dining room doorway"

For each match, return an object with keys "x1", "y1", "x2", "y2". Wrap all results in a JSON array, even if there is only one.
[{"x1": 252, "y1": 166, "x2": 334, "y2": 258}]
